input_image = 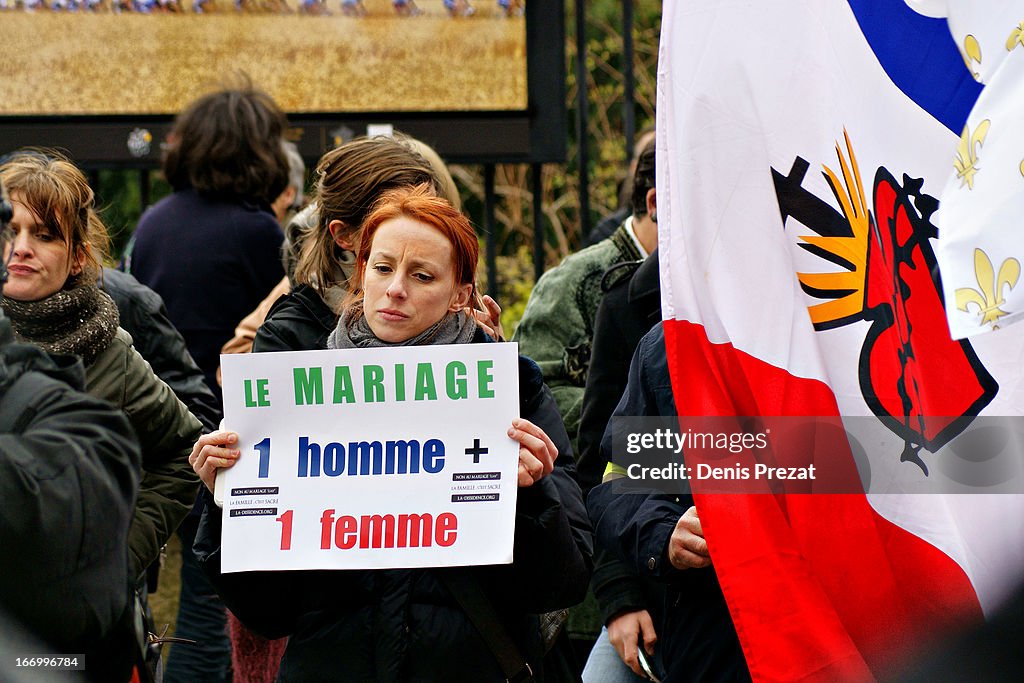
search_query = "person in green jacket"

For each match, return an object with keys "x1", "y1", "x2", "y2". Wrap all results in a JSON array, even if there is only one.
[
  {"x1": 513, "y1": 137, "x2": 658, "y2": 455},
  {"x1": 0, "y1": 149, "x2": 201, "y2": 581}
]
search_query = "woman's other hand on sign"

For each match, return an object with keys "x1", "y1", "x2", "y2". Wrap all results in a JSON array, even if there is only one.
[
  {"x1": 509, "y1": 418, "x2": 557, "y2": 487},
  {"x1": 190, "y1": 430, "x2": 241, "y2": 492},
  {"x1": 469, "y1": 293, "x2": 504, "y2": 341}
]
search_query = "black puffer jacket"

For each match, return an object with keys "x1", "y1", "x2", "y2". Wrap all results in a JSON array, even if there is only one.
[
  {"x1": 253, "y1": 283, "x2": 338, "y2": 354},
  {"x1": 195, "y1": 329, "x2": 593, "y2": 682},
  {"x1": 0, "y1": 316, "x2": 141, "y2": 681}
]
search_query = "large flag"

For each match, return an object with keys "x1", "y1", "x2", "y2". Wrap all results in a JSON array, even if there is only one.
[{"x1": 657, "y1": 1, "x2": 1024, "y2": 680}]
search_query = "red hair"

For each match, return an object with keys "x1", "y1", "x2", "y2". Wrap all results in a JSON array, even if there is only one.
[{"x1": 352, "y1": 184, "x2": 478, "y2": 294}]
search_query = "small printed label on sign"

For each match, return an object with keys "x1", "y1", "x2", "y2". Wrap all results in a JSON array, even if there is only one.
[
  {"x1": 452, "y1": 472, "x2": 502, "y2": 481},
  {"x1": 230, "y1": 508, "x2": 279, "y2": 517},
  {"x1": 232, "y1": 487, "x2": 280, "y2": 496},
  {"x1": 451, "y1": 493, "x2": 500, "y2": 503}
]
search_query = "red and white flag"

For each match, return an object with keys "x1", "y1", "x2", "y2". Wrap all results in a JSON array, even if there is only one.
[{"x1": 657, "y1": 1, "x2": 1024, "y2": 680}]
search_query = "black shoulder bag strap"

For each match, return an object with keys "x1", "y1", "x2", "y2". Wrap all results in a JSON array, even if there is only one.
[{"x1": 437, "y1": 569, "x2": 536, "y2": 683}]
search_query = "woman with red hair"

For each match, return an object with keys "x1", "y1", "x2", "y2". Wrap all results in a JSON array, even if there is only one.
[{"x1": 191, "y1": 184, "x2": 592, "y2": 682}]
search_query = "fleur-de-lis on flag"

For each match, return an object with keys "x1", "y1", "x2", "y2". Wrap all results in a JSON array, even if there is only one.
[
  {"x1": 1007, "y1": 22, "x2": 1024, "y2": 51},
  {"x1": 963, "y1": 34, "x2": 982, "y2": 79},
  {"x1": 954, "y1": 119, "x2": 991, "y2": 189},
  {"x1": 955, "y1": 248, "x2": 1021, "y2": 329}
]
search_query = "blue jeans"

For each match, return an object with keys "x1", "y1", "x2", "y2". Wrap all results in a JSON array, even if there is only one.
[
  {"x1": 582, "y1": 626, "x2": 665, "y2": 683},
  {"x1": 163, "y1": 515, "x2": 232, "y2": 683}
]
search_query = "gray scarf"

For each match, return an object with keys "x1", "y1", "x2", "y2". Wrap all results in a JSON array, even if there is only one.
[
  {"x1": 327, "y1": 302, "x2": 476, "y2": 349},
  {"x1": 2, "y1": 284, "x2": 120, "y2": 366}
]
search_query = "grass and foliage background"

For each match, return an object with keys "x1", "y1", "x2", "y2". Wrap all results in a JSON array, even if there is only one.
[{"x1": 3, "y1": 2, "x2": 525, "y2": 116}]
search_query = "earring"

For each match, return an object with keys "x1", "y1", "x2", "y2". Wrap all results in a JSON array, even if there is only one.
[{"x1": 650, "y1": 210, "x2": 657, "y2": 223}]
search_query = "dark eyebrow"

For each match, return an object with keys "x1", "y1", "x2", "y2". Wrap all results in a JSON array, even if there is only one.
[
  {"x1": 407, "y1": 257, "x2": 444, "y2": 271},
  {"x1": 9, "y1": 200, "x2": 53, "y2": 235},
  {"x1": 369, "y1": 250, "x2": 396, "y2": 262},
  {"x1": 369, "y1": 250, "x2": 444, "y2": 272}
]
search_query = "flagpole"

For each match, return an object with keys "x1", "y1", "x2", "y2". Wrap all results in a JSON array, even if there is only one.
[{"x1": 574, "y1": 0, "x2": 591, "y2": 241}]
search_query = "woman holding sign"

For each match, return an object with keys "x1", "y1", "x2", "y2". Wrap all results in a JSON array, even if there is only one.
[{"x1": 192, "y1": 185, "x2": 592, "y2": 682}]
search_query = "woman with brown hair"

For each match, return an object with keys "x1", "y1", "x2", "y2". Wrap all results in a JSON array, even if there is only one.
[
  {"x1": 128, "y1": 83, "x2": 291, "y2": 409},
  {"x1": 0, "y1": 150, "x2": 201, "y2": 577},
  {"x1": 0, "y1": 149, "x2": 202, "y2": 680}
]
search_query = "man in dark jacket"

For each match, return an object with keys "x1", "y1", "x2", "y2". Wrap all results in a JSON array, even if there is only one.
[
  {"x1": 0, "y1": 191, "x2": 141, "y2": 682},
  {"x1": 587, "y1": 326, "x2": 751, "y2": 682},
  {"x1": 576, "y1": 141, "x2": 660, "y2": 683}
]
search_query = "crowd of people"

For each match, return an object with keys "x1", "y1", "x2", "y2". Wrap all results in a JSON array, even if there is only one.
[
  {"x1": 4, "y1": 55, "x2": 1017, "y2": 680},
  {"x1": 40, "y1": 68, "x2": 1024, "y2": 683}
]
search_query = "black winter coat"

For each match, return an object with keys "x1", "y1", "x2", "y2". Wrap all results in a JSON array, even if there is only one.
[
  {"x1": 0, "y1": 316, "x2": 141, "y2": 681},
  {"x1": 127, "y1": 189, "x2": 285, "y2": 406},
  {"x1": 253, "y1": 283, "x2": 339, "y2": 354},
  {"x1": 195, "y1": 327, "x2": 593, "y2": 682},
  {"x1": 577, "y1": 250, "x2": 660, "y2": 495},
  {"x1": 587, "y1": 326, "x2": 750, "y2": 682},
  {"x1": 576, "y1": 251, "x2": 664, "y2": 628},
  {"x1": 102, "y1": 268, "x2": 220, "y2": 433}
]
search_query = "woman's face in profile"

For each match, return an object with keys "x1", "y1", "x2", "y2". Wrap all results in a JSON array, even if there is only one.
[
  {"x1": 361, "y1": 216, "x2": 472, "y2": 343},
  {"x1": 3, "y1": 194, "x2": 82, "y2": 302}
]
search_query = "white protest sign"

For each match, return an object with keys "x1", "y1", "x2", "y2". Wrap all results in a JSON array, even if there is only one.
[{"x1": 217, "y1": 342, "x2": 520, "y2": 573}]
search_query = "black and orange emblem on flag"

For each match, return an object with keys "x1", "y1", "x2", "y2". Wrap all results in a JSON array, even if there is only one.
[{"x1": 772, "y1": 132, "x2": 997, "y2": 474}]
